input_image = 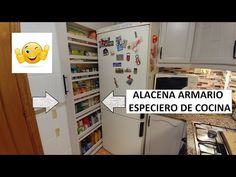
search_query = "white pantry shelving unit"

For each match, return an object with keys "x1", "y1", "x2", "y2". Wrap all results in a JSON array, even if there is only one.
[{"x1": 56, "y1": 22, "x2": 102, "y2": 155}]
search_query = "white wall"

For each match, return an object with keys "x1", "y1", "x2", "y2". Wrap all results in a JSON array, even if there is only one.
[
  {"x1": 77, "y1": 22, "x2": 116, "y2": 30},
  {"x1": 20, "y1": 22, "x2": 115, "y2": 154},
  {"x1": 21, "y1": 22, "x2": 72, "y2": 154}
]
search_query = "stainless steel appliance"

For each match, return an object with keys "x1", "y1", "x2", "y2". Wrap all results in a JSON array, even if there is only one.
[{"x1": 193, "y1": 122, "x2": 236, "y2": 155}]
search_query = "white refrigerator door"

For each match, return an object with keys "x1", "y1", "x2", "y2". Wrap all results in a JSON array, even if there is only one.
[
  {"x1": 98, "y1": 24, "x2": 150, "y2": 120},
  {"x1": 101, "y1": 108, "x2": 144, "y2": 154}
]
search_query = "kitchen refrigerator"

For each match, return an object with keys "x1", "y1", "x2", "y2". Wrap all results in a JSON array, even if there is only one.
[{"x1": 97, "y1": 23, "x2": 159, "y2": 154}]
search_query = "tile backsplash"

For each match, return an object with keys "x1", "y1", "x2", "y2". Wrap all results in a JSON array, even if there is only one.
[{"x1": 158, "y1": 67, "x2": 236, "y2": 110}]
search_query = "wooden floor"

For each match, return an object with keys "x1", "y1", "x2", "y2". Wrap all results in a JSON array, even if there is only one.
[{"x1": 95, "y1": 147, "x2": 112, "y2": 155}]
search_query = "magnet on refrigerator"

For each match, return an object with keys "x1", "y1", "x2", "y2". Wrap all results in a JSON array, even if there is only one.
[
  {"x1": 116, "y1": 35, "x2": 123, "y2": 51},
  {"x1": 116, "y1": 54, "x2": 124, "y2": 61}
]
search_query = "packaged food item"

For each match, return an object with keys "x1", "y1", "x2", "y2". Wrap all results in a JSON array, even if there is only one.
[
  {"x1": 83, "y1": 117, "x2": 90, "y2": 129},
  {"x1": 77, "y1": 127, "x2": 80, "y2": 134},
  {"x1": 94, "y1": 131, "x2": 98, "y2": 143},
  {"x1": 91, "y1": 115, "x2": 96, "y2": 125},
  {"x1": 78, "y1": 120, "x2": 84, "y2": 132},
  {"x1": 88, "y1": 31, "x2": 97, "y2": 40},
  {"x1": 88, "y1": 116, "x2": 93, "y2": 126},
  {"x1": 75, "y1": 103, "x2": 82, "y2": 113},
  {"x1": 98, "y1": 129, "x2": 102, "y2": 140},
  {"x1": 84, "y1": 138, "x2": 90, "y2": 151},
  {"x1": 71, "y1": 64, "x2": 77, "y2": 73},
  {"x1": 81, "y1": 101, "x2": 89, "y2": 109},
  {"x1": 80, "y1": 139, "x2": 86, "y2": 154},
  {"x1": 87, "y1": 142, "x2": 92, "y2": 149},
  {"x1": 94, "y1": 96, "x2": 100, "y2": 104},
  {"x1": 72, "y1": 49, "x2": 81, "y2": 55},
  {"x1": 91, "y1": 132, "x2": 95, "y2": 145}
]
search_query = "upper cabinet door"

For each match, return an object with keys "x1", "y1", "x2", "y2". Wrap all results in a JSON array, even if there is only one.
[
  {"x1": 191, "y1": 23, "x2": 236, "y2": 65},
  {"x1": 158, "y1": 23, "x2": 195, "y2": 63}
]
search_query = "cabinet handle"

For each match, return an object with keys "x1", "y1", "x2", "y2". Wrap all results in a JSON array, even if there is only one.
[
  {"x1": 139, "y1": 122, "x2": 144, "y2": 137},
  {"x1": 160, "y1": 47, "x2": 163, "y2": 59},
  {"x1": 233, "y1": 40, "x2": 236, "y2": 59},
  {"x1": 63, "y1": 75, "x2": 69, "y2": 95}
]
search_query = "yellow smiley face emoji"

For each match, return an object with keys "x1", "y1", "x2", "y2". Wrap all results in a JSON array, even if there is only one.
[{"x1": 15, "y1": 42, "x2": 49, "y2": 64}]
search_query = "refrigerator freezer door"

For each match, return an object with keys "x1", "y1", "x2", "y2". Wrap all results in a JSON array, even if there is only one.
[
  {"x1": 98, "y1": 24, "x2": 150, "y2": 119},
  {"x1": 101, "y1": 108, "x2": 144, "y2": 154}
]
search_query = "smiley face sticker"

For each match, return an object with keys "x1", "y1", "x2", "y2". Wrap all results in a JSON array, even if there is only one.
[
  {"x1": 12, "y1": 32, "x2": 52, "y2": 73},
  {"x1": 15, "y1": 42, "x2": 49, "y2": 64}
]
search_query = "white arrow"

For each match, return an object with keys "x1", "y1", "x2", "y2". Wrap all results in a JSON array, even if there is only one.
[
  {"x1": 33, "y1": 92, "x2": 59, "y2": 113},
  {"x1": 102, "y1": 91, "x2": 125, "y2": 113}
]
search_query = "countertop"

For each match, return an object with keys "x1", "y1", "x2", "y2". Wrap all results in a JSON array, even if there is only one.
[{"x1": 163, "y1": 114, "x2": 236, "y2": 155}]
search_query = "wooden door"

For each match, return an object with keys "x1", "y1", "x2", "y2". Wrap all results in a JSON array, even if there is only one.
[{"x1": 0, "y1": 22, "x2": 43, "y2": 154}]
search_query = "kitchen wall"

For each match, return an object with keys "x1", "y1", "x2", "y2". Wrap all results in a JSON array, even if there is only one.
[
  {"x1": 21, "y1": 22, "x2": 72, "y2": 154},
  {"x1": 21, "y1": 22, "x2": 115, "y2": 154},
  {"x1": 158, "y1": 67, "x2": 236, "y2": 110},
  {"x1": 76, "y1": 22, "x2": 115, "y2": 30}
]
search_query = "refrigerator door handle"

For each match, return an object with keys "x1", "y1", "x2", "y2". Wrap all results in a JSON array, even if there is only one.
[
  {"x1": 160, "y1": 46, "x2": 163, "y2": 59},
  {"x1": 140, "y1": 114, "x2": 145, "y2": 119},
  {"x1": 148, "y1": 116, "x2": 150, "y2": 127},
  {"x1": 233, "y1": 40, "x2": 236, "y2": 59},
  {"x1": 139, "y1": 122, "x2": 144, "y2": 137}
]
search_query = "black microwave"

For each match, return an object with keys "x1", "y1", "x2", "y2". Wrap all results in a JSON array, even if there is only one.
[{"x1": 154, "y1": 74, "x2": 198, "y2": 90}]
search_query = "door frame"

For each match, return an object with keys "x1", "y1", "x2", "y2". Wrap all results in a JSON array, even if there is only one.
[{"x1": 0, "y1": 22, "x2": 43, "y2": 154}]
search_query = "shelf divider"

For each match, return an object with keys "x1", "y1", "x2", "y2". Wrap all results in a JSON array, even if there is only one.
[
  {"x1": 84, "y1": 139, "x2": 103, "y2": 155},
  {"x1": 72, "y1": 76, "x2": 99, "y2": 82},
  {"x1": 67, "y1": 33, "x2": 97, "y2": 44},
  {"x1": 76, "y1": 107, "x2": 101, "y2": 121},
  {"x1": 79, "y1": 124, "x2": 102, "y2": 142},
  {"x1": 68, "y1": 40, "x2": 97, "y2": 48},
  {"x1": 69, "y1": 55, "x2": 98, "y2": 60},
  {"x1": 75, "y1": 103, "x2": 101, "y2": 118},
  {"x1": 78, "y1": 121, "x2": 101, "y2": 140},
  {"x1": 71, "y1": 71, "x2": 99, "y2": 77},
  {"x1": 74, "y1": 89, "x2": 100, "y2": 101}
]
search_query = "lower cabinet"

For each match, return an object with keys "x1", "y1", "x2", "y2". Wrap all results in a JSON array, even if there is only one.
[{"x1": 145, "y1": 115, "x2": 186, "y2": 155}]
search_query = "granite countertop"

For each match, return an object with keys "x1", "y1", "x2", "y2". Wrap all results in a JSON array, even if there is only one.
[{"x1": 163, "y1": 114, "x2": 236, "y2": 155}]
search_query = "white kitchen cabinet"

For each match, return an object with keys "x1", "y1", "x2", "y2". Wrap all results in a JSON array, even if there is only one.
[
  {"x1": 191, "y1": 23, "x2": 236, "y2": 65},
  {"x1": 158, "y1": 23, "x2": 195, "y2": 63},
  {"x1": 145, "y1": 115, "x2": 186, "y2": 155}
]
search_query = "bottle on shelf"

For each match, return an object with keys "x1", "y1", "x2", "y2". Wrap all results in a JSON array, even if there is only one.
[
  {"x1": 97, "y1": 129, "x2": 102, "y2": 140},
  {"x1": 91, "y1": 132, "x2": 95, "y2": 145},
  {"x1": 80, "y1": 139, "x2": 86, "y2": 154},
  {"x1": 94, "y1": 130, "x2": 98, "y2": 143},
  {"x1": 83, "y1": 116, "x2": 90, "y2": 130}
]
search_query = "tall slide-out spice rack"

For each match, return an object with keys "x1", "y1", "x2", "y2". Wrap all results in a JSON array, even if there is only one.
[{"x1": 59, "y1": 22, "x2": 102, "y2": 154}]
